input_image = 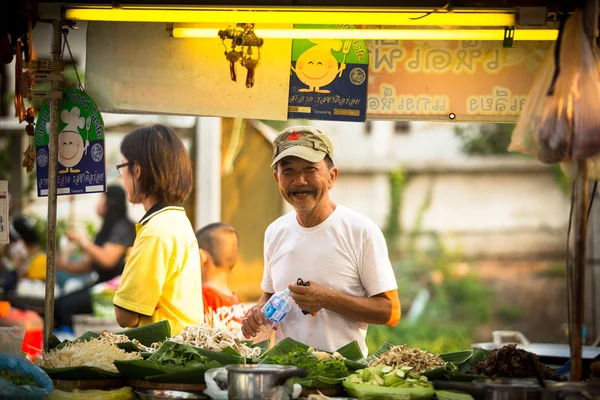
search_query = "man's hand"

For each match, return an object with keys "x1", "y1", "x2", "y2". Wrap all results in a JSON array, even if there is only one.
[
  {"x1": 288, "y1": 280, "x2": 330, "y2": 314},
  {"x1": 241, "y1": 304, "x2": 264, "y2": 339},
  {"x1": 241, "y1": 292, "x2": 275, "y2": 339}
]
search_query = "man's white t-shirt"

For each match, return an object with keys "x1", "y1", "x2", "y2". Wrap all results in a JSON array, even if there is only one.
[{"x1": 261, "y1": 204, "x2": 398, "y2": 357}]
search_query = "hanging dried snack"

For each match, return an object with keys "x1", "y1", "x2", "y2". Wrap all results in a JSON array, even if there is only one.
[
  {"x1": 22, "y1": 144, "x2": 35, "y2": 173},
  {"x1": 219, "y1": 23, "x2": 263, "y2": 88}
]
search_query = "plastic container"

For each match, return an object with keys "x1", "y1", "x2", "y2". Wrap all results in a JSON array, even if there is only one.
[
  {"x1": 252, "y1": 289, "x2": 293, "y2": 343},
  {"x1": 22, "y1": 327, "x2": 43, "y2": 356}
]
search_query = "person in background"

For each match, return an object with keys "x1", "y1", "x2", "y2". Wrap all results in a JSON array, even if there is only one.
[
  {"x1": 9, "y1": 215, "x2": 46, "y2": 282},
  {"x1": 196, "y1": 222, "x2": 244, "y2": 333},
  {"x1": 242, "y1": 126, "x2": 401, "y2": 357},
  {"x1": 113, "y1": 124, "x2": 203, "y2": 334},
  {"x1": 54, "y1": 185, "x2": 136, "y2": 330},
  {"x1": 0, "y1": 220, "x2": 40, "y2": 291}
]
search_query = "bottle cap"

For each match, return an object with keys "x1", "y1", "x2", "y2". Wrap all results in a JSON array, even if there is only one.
[{"x1": 283, "y1": 288, "x2": 291, "y2": 296}]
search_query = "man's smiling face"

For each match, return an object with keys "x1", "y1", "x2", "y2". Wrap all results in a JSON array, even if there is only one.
[{"x1": 274, "y1": 156, "x2": 336, "y2": 213}]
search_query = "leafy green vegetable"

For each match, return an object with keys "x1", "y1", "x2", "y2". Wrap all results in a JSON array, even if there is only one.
[
  {"x1": 153, "y1": 344, "x2": 209, "y2": 367},
  {"x1": 0, "y1": 369, "x2": 38, "y2": 387},
  {"x1": 269, "y1": 346, "x2": 349, "y2": 380}
]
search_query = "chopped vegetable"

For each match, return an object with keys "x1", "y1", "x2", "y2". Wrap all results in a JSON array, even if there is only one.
[
  {"x1": 346, "y1": 365, "x2": 432, "y2": 389},
  {"x1": 270, "y1": 347, "x2": 349, "y2": 379},
  {"x1": 0, "y1": 369, "x2": 38, "y2": 387},
  {"x1": 153, "y1": 344, "x2": 209, "y2": 367},
  {"x1": 369, "y1": 344, "x2": 446, "y2": 372}
]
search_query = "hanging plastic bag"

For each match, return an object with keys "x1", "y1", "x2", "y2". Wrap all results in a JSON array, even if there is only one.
[
  {"x1": 0, "y1": 327, "x2": 25, "y2": 355},
  {"x1": 0, "y1": 354, "x2": 53, "y2": 399},
  {"x1": 570, "y1": 11, "x2": 600, "y2": 160},
  {"x1": 511, "y1": 10, "x2": 600, "y2": 163},
  {"x1": 509, "y1": 16, "x2": 568, "y2": 162}
]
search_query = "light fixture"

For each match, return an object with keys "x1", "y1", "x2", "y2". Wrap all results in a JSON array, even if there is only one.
[
  {"x1": 64, "y1": 7, "x2": 517, "y2": 26},
  {"x1": 171, "y1": 27, "x2": 559, "y2": 41}
]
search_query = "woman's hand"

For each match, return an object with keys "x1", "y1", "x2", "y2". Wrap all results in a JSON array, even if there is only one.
[{"x1": 66, "y1": 230, "x2": 90, "y2": 249}]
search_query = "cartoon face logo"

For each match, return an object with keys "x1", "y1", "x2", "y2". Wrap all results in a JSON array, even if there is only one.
[
  {"x1": 57, "y1": 107, "x2": 87, "y2": 174},
  {"x1": 296, "y1": 49, "x2": 339, "y2": 87},
  {"x1": 58, "y1": 131, "x2": 85, "y2": 168},
  {"x1": 291, "y1": 39, "x2": 347, "y2": 94}
]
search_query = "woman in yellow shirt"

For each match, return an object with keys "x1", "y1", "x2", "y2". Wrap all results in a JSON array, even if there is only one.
[
  {"x1": 10, "y1": 216, "x2": 46, "y2": 281},
  {"x1": 113, "y1": 124, "x2": 203, "y2": 334}
]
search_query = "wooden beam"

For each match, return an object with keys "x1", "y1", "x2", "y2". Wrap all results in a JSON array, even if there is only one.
[
  {"x1": 570, "y1": 0, "x2": 598, "y2": 382},
  {"x1": 35, "y1": 0, "x2": 583, "y2": 11},
  {"x1": 43, "y1": 20, "x2": 62, "y2": 352}
]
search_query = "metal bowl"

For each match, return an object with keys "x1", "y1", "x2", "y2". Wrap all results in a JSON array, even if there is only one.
[{"x1": 135, "y1": 389, "x2": 204, "y2": 400}]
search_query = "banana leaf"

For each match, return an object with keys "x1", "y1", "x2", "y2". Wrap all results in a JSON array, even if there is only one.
[
  {"x1": 117, "y1": 320, "x2": 171, "y2": 347},
  {"x1": 440, "y1": 350, "x2": 474, "y2": 365},
  {"x1": 336, "y1": 341, "x2": 364, "y2": 361},
  {"x1": 365, "y1": 342, "x2": 395, "y2": 364},
  {"x1": 54, "y1": 331, "x2": 100, "y2": 350},
  {"x1": 42, "y1": 366, "x2": 120, "y2": 380},
  {"x1": 442, "y1": 348, "x2": 491, "y2": 381},
  {"x1": 146, "y1": 360, "x2": 222, "y2": 384},
  {"x1": 343, "y1": 380, "x2": 435, "y2": 400},
  {"x1": 422, "y1": 363, "x2": 458, "y2": 380},
  {"x1": 295, "y1": 375, "x2": 346, "y2": 389},
  {"x1": 117, "y1": 342, "x2": 144, "y2": 353},
  {"x1": 345, "y1": 359, "x2": 368, "y2": 371},
  {"x1": 48, "y1": 333, "x2": 62, "y2": 350},
  {"x1": 259, "y1": 337, "x2": 310, "y2": 363},
  {"x1": 456, "y1": 349, "x2": 491, "y2": 374},
  {"x1": 435, "y1": 390, "x2": 475, "y2": 400},
  {"x1": 114, "y1": 359, "x2": 166, "y2": 380}
]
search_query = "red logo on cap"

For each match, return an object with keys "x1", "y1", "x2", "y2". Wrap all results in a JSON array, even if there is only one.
[{"x1": 287, "y1": 131, "x2": 304, "y2": 141}]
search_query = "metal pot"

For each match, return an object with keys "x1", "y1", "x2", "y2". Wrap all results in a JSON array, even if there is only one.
[
  {"x1": 226, "y1": 364, "x2": 308, "y2": 400},
  {"x1": 434, "y1": 379, "x2": 546, "y2": 400}
]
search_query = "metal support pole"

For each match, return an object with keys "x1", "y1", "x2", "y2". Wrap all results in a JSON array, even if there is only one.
[{"x1": 43, "y1": 20, "x2": 62, "y2": 352}]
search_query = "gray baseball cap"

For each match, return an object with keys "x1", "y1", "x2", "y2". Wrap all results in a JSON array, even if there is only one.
[{"x1": 271, "y1": 126, "x2": 334, "y2": 168}]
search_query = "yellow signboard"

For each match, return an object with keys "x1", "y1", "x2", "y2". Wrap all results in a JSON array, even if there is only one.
[{"x1": 366, "y1": 40, "x2": 552, "y2": 122}]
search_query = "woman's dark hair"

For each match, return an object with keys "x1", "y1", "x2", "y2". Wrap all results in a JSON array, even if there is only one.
[
  {"x1": 120, "y1": 124, "x2": 193, "y2": 205},
  {"x1": 96, "y1": 185, "x2": 130, "y2": 244},
  {"x1": 10, "y1": 215, "x2": 38, "y2": 245}
]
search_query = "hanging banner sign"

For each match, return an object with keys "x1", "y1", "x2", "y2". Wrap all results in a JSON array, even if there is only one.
[
  {"x1": 288, "y1": 25, "x2": 369, "y2": 122},
  {"x1": 366, "y1": 40, "x2": 552, "y2": 122},
  {"x1": 0, "y1": 181, "x2": 8, "y2": 245},
  {"x1": 86, "y1": 22, "x2": 292, "y2": 121},
  {"x1": 35, "y1": 88, "x2": 106, "y2": 197}
]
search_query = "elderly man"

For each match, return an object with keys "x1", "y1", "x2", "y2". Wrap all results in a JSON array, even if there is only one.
[{"x1": 242, "y1": 126, "x2": 400, "y2": 357}]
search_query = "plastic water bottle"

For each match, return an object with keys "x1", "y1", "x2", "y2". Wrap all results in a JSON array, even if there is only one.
[{"x1": 252, "y1": 288, "x2": 293, "y2": 343}]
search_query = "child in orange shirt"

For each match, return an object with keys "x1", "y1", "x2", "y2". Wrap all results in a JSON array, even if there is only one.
[{"x1": 196, "y1": 223, "x2": 245, "y2": 334}]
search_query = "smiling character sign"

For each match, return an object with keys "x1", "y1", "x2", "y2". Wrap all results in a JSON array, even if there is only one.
[
  {"x1": 35, "y1": 88, "x2": 106, "y2": 197},
  {"x1": 57, "y1": 108, "x2": 88, "y2": 174},
  {"x1": 288, "y1": 25, "x2": 369, "y2": 122},
  {"x1": 291, "y1": 39, "x2": 346, "y2": 94}
]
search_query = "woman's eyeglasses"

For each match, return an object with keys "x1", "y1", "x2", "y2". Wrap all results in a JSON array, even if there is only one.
[{"x1": 116, "y1": 162, "x2": 133, "y2": 176}]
